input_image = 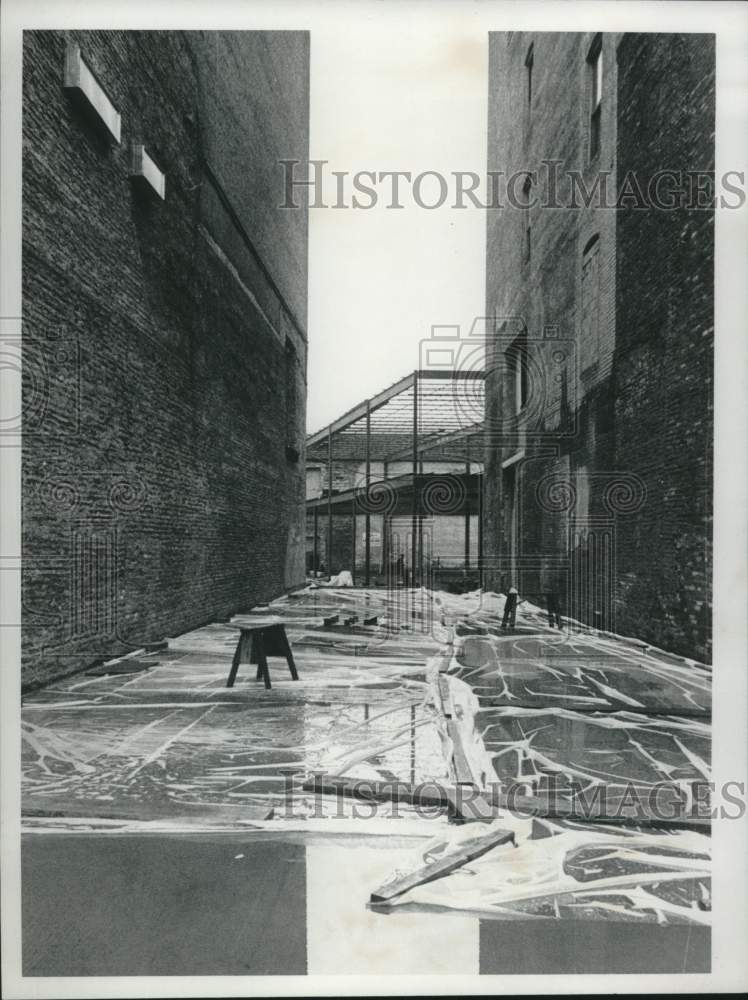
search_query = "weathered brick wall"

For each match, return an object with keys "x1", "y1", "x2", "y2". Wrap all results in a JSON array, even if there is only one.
[
  {"x1": 484, "y1": 32, "x2": 713, "y2": 660},
  {"x1": 484, "y1": 31, "x2": 619, "y2": 604},
  {"x1": 22, "y1": 30, "x2": 309, "y2": 686},
  {"x1": 614, "y1": 33, "x2": 714, "y2": 661}
]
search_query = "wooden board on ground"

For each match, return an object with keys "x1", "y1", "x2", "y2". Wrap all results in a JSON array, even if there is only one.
[
  {"x1": 301, "y1": 774, "x2": 450, "y2": 810},
  {"x1": 447, "y1": 719, "x2": 475, "y2": 785},
  {"x1": 300, "y1": 774, "x2": 504, "y2": 823},
  {"x1": 482, "y1": 786, "x2": 712, "y2": 831},
  {"x1": 438, "y1": 675, "x2": 454, "y2": 716},
  {"x1": 370, "y1": 826, "x2": 516, "y2": 903},
  {"x1": 443, "y1": 786, "x2": 500, "y2": 824}
]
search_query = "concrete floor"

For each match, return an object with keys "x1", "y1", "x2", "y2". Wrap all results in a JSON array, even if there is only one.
[
  {"x1": 21, "y1": 585, "x2": 712, "y2": 975},
  {"x1": 22, "y1": 833, "x2": 709, "y2": 976}
]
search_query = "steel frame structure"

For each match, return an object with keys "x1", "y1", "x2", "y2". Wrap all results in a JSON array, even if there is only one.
[{"x1": 306, "y1": 369, "x2": 485, "y2": 587}]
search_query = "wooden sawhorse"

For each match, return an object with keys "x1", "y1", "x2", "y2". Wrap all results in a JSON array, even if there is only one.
[{"x1": 226, "y1": 620, "x2": 299, "y2": 690}]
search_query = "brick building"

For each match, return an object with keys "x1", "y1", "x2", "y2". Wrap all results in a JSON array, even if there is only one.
[
  {"x1": 483, "y1": 32, "x2": 714, "y2": 661},
  {"x1": 22, "y1": 30, "x2": 310, "y2": 686}
]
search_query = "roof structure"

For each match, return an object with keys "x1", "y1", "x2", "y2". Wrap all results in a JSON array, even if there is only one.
[
  {"x1": 306, "y1": 369, "x2": 485, "y2": 465},
  {"x1": 306, "y1": 370, "x2": 487, "y2": 586}
]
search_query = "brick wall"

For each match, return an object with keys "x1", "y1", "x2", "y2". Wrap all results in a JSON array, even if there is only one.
[
  {"x1": 613, "y1": 33, "x2": 714, "y2": 660},
  {"x1": 484, "y1": 31, "x2": 619, "y2": 606},
  {"x1": 22, "y1": 30, "x2": 310, "y2": 686},
  {"x1": 484, "y1": 32, "x2": 713, "y2": 661}
]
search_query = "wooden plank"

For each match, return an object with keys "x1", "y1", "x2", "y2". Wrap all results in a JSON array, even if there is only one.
[
  {"x1": 300, "y1": 775, "x2": 450, "y2": 809},
  {"x1": 438, "y1": 675, "x2": 454, "y2": 717},
  {"x1": 443, "y1": 786, "x2": 499, "y2": 824},
  {"x1": 300, "y1": 774, "x2": 504, "y2": 824},
  {"x1": 447, "y1": 719, "x2": 475, "y2": 785},
  {"x1": 228, "y1": 615, "x2": 283, "y2": 628},
  {"x1": 295, "y1": 775, "x2": 710, "y2": 830},
  {"x1": 481, "y1": 786, "x2": 712, "y2": 831},
  {"x1": 370, "y1": 827, "x2": 516, "y2": 903}
]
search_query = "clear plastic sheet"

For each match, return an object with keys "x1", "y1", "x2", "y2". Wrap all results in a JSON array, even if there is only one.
[
  {"x1": 379, "y1": 817, "x2": 711, "y2": 924},
  {"x1": 22, "y1": 585, "x2": 711, "y2": 924}
]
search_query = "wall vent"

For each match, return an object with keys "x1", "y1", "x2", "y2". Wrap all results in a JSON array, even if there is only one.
[
  {"x1": 130, "y1": 144, "x2": 166, "y2": 200},
  {"x1": 63, "y1": 44, "x2": 121, "y2": 145}
]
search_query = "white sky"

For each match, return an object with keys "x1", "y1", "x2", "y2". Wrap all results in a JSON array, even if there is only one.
[{"x1": 306, "y1": 16, "x2": 488, "y2": 433}]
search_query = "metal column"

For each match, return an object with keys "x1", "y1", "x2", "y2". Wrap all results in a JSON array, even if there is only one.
[
  {"x1": 364, "y1": 398, "x2": 371, "y2": 586},
  {"x1": 411, "y1": 372, "x2": 418, "y2": 590},
  {"x1": 478, "y1": 465, "x2": 484, "y2": 592},
  {"x1": 465, "y1": 436, "x2": 471, "y2": 571},
  {"x1": 327, "y1": 427, "x2": 333, "y2": 579},
  {"x1": 382, "y1": 459, "x2": 389, "y2": 586},
  {"x1": 351, "y1": 504, "x2": 356, "y2": 585},
  {"x1": 313, "y1": 505, "x2": 319, "y2": 575}
]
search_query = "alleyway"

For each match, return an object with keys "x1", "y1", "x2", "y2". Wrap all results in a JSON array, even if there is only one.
[
  {"x1": 9, "y1": 16, "x2": 738, "y2": 994},
  {"x1": 22, "y1": 586, "x2": 711, "y2": 975}
]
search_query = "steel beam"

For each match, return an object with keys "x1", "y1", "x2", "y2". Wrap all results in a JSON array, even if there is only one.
[
  {"x1": 306, "y1": 372, "x2": 416, "y2": 448},
  {"x1": 365, "y1": 399, "x2": 371, "y2": 586},
  {"x1": 327, "y1": 427, "x2": 333, "y2": 579},
  {"x1": 411, "y1": 373, "x2": 418, "y2": 589}
]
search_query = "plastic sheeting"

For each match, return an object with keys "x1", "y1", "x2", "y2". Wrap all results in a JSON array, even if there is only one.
[
  {"x1": 22, "y1": 585, "x2": 711, "y2": 925},
  {"x1": 378, "y1": 817, "x2": 711, "y2": 925},
  {"x1": 22, "y1": 590, "x2": 449, "y2": 826}
]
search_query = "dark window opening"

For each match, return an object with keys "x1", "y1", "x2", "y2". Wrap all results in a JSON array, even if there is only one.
[
  {"x1": 502, "y1": 462, "x2": 518, "y2": 581},
  {"x1": 590, "y1": 105, "x2": 601, "y2": 160},
  {"x1": 507, "y1": 332, "x2": 529, "y2": 414},
  {"x1": 285, "y1": 338, "x2": 300, "y2": 463},
  {"x1": 525, "y1": 43, "x2": 534, "y2": 107},
  {"x1": 581, "y1": 234, "x2": 601, "y2": 374},
  {"x1": 522, "y1": 173, "x2": 532, "y2": 264},
  {"x1": 587, "y1": 34, "x2": 603, "y2": 160}
]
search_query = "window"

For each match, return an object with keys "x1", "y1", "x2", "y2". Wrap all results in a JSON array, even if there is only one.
[
  {"x1": 284, "y1": 338, "x2": 300, "y2": 462},
  {"x1": 580, "y1": 235, "x2": 601, "y2": 373},
  {"x1": 522, "y1": 174, "x2": 532, "y2": 264},
  {"x1": 525, "y1": 43, "x2": 534, "y2": 107},
  {"x1": 587, "y1": 34, "x2": 603, "y2": 159},
  {"x1": 507, "y1": 331, "x2": 529, "y2": 414}
]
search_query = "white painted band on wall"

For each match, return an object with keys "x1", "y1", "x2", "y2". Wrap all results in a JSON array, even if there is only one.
[
  {"x1": 63, "y1": 43, "x2": 121, "y2": 145},
  {"x1": 501, "y1": 449, "x2": 525, "y2": 469},
  {"x1": 130, "y1": 144, "x2": 166, "y2": 199}
]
